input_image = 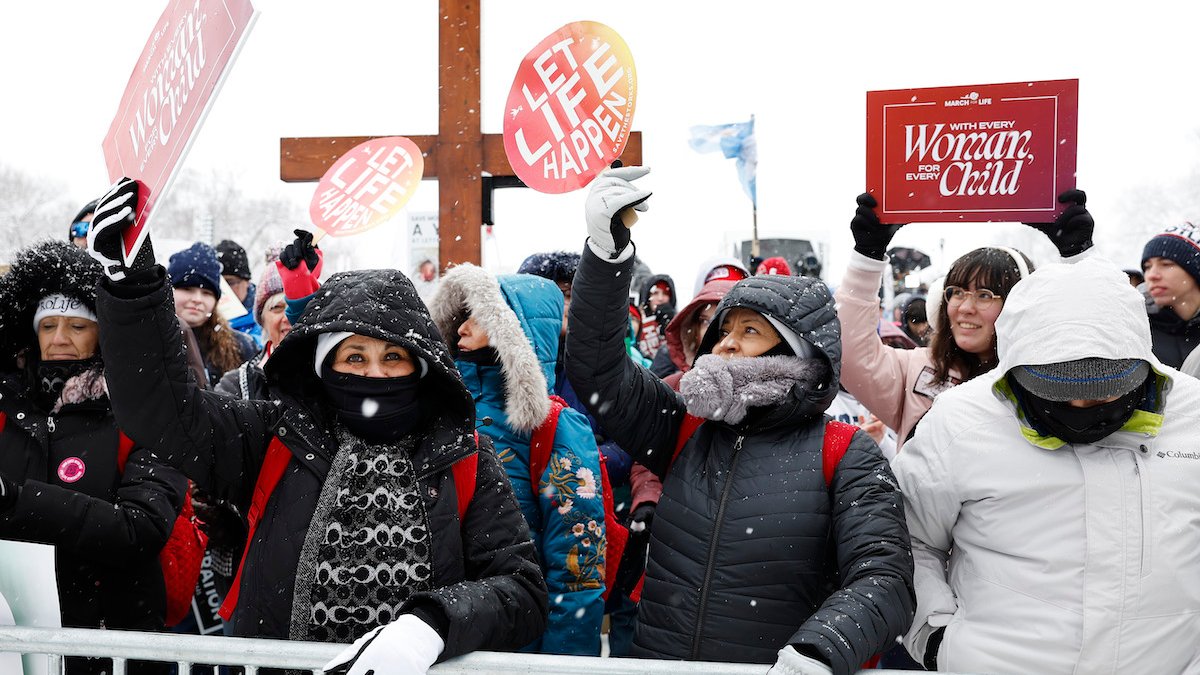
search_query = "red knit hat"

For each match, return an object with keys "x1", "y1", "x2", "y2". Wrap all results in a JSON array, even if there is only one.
[{"x1": 756, "y1": 256, "x2": 792, "y2": 276}]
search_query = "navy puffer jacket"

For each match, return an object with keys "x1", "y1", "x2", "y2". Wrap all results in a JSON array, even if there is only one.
[{"x1": 566, "y1": 244, "x2": 915, "y2": 675}]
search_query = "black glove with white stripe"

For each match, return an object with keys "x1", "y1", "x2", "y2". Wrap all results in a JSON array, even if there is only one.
[{"x1": 88, "y1": 177, "x2": 156, "y2": 281}]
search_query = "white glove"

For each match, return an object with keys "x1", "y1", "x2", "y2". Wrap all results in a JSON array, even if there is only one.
[
  {"x1": 766, "y1": 646, "x2": 834, "y2": 675},
  {"x1": 584, "y1": 165, "x2": 651, "y2": 261},
  {"x1": 322, "y1": 613, "x2": 445, "y2": 675},
  {"x1": 88, "y1": 177, "x2": 155, "y2": 281}
]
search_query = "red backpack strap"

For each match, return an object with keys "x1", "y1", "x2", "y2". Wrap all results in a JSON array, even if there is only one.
[
  {"x1": 822, "y1": 420, "x2": 859, "y2": 487},
  {"x1": 115, "y1": 431, "x2": 136, "y2": 474},
  {"x1": 529, "y1": 396, "x2": 567, "y2": 489},
  {"x1": 671, "y1": 413, "x2": 705, "y2": 464},
  {"x1": 0, "y1": 411, "x2": 6, "y2": 432},
  {"x1": 821, "y1": 419, "x2": 880, "y2": 670},
  {"x1": 598, "y1": 454, "x2": 627, "y2": 602},
  {"x1": 219, "y1": 436, "x2": 292, "y2": 621},
  {"x1": 451, "y1": 452, "x2": 478, "y2": 523}
]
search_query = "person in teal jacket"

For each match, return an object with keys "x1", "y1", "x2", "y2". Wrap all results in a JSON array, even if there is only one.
[{"x1": 430, "y1": 264, "x2": 606, "y2": 656}]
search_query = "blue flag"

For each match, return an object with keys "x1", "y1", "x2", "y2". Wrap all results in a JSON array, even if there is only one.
[{"x1": 688, "y1": 117, "x2": 756, "y2": 207}]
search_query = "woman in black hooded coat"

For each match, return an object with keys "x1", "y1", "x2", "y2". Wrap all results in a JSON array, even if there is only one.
[
  {"x1": 87, "y1": 178, "x2": 546, "y2": 675},
  {"x1": 0, "y1": 240, "x2": 187, "y2": 674}
]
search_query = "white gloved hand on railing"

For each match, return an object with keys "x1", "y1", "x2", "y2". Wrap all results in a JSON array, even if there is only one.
[
  {"x1": 765, "y1": 645, "x2": 834, "y2": 675},
  {"x1": 322, "y1": 613, "x2": 444, "y2": 675}
]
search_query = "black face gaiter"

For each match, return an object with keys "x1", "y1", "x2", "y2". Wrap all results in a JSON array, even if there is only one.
[
  {"x1": 320, "y1": 363, "x2": 422, "y2": 443},
  {"x1": 36, "y1": 356, "x2": 101, "y2": 408},
  {"x1": 1015, "y1": 377, "x2": 1148, "y2": 445}
]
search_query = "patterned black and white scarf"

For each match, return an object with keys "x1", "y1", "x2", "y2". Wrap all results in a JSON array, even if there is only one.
[{"x1": 289, "y1": 426, "x2": 434, "y2": 643}]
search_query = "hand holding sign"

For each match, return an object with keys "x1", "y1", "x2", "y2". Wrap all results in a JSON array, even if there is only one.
[
  {"x1": 88, "y1": 177, "x2": 157, "y2": 282},
  {"x1": 309, "y1": 137, "x2": 424, "y2": 238},
  {"x1": 850, "y1": 193, "x2": 905, "y2": 261},
  {"x1": 1024, "y1": 189, "x2": 1094, "y2": 258},
  {"x1": 585, "y1": 165, "x2": 651, "y2": 259}
]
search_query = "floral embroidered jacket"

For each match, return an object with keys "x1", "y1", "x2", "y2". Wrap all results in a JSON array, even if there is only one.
[{"x1": 450, "y1": 272, "x2": 606, "y2": 656}]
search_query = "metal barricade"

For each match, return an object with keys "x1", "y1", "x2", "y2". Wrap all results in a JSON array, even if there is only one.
[{"x1": 0, "y1": 625, "x2": 773, "y2": 674}]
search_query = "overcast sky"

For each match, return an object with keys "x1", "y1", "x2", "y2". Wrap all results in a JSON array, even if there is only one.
[{"x1": 2, "y1": 1, "x2": 1197, "y2": 299}]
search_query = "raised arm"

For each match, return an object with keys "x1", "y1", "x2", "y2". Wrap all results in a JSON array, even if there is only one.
[
  {"x1": 90, "y1": 178, "x2": 271, "y2": 500},
  {"x1": 564, "y1": 167, "x2": 686, "y2": 478}
]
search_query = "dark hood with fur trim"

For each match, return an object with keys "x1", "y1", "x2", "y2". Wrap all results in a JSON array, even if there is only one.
[
  {"x1": 0, "y1": 240, "x2": 103, "y2": 369},
  {"x1": 696, "y1": 274, "x2": 841, "y2": 413},
  {"x1": 264, "y1": 268, "x2": 475, "y2": 429}
]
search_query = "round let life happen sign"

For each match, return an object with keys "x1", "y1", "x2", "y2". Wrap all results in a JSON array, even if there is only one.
[
  {"x1": 309, "y1": 136, "x2": 424, "y2": 237},
  {"x1": 503, "y1": 21, "x2": 637, "y2": 194}
]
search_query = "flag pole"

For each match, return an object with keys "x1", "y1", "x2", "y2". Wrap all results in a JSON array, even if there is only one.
[
  {"x1": 751, "y1": 206, "x2": 759, "y2": 258},
  {"x1": 749, "y1": 113, "x2": 758, "y2": 259}
]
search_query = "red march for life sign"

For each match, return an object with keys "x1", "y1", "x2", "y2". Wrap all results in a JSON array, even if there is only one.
[
  {"x1": 503, "y1": 21, "x2": 637, "y2": 194},
  {"x1": 866, "y1": 79, "x2": 1078, "y2": 224},
  {"x1": 102, "y1": 0, "x2": 256, "y2": 265}
]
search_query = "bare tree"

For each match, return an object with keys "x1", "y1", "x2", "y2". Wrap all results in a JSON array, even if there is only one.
[
  {"x1": 152, "y1": 168, "x2": 306, "y2": 260},
  {"x1": 0, "y1": 163, "x2": 78, "y2": 260},
  {"x1": 1101, "y1": 131, "x2": 1200, "y2": 264}
]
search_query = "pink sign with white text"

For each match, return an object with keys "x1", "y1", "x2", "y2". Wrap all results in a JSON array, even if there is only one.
[{"x1": 102, "y1": 0, "x2": 255, "y2": 263}]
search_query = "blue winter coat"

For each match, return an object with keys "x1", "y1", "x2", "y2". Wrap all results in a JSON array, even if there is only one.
[{"x1": 437, "y1": 270, "x2": 606, "y2": 656}]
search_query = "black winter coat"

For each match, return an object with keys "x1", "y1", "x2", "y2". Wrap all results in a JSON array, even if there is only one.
[
  {"x1": 566, "y1": 245, "x2": 915, "y2": 675},
  {"x1": 215, "y1": 349, "x2": 268, "y2": 401},
  {"x1": 97, "y1": 267, "x2": 547, "y2": 659},
  {"x1": 1148, "y1": 308, "x2": 1200, "y2": 368},
  {"x1": 0, "y1": 373, "x2": 187, "y2": 631}
]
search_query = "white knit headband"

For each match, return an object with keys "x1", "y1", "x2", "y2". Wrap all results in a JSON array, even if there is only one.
[{"x1": 33, "y1": 294, "x2": 97, "y2": 330}]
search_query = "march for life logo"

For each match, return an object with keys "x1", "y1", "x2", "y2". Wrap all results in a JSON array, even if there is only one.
[
  {"x1": 503, "y1": 21, "x2": 637, "y2": 193},
  {"x1": 309, "y1": 137, "x2": 424, "y2": 237},
  {"x1": 865, "y1": 79, "x2": 1078, "y2": 224}
]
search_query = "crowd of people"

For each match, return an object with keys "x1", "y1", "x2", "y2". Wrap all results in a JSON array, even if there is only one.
[{"x1": 1, "y1": 168, "x2": 1198, "y2": 675}]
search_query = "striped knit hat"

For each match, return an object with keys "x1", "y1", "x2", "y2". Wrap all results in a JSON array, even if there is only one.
[
  {"x1": 1142, "y1": 222, "x2": 1200, "y2": 283},
  {"x1": 253, "y1": 259, "x2": 285, "y2": 325}
]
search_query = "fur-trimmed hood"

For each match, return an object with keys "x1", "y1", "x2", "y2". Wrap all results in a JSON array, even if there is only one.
[
  {"x1": 429, "y1": 264, "x2": 559, "y2": 432},
  {"x1": 0, "y1": 240, "x2": 104, "y2": 369},
  {"x1": 696, "y1": 274, "x2": 842, "y2": 414}
]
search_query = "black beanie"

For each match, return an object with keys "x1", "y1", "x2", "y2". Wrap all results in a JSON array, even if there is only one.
[{"x1": 215, "y1": 239, "x2": 252, "y2": 280}]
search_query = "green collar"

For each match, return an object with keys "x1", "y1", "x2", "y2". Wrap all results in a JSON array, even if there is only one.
[{"x1": 993, "y1": 375, "x2": 1166, "y2": 450}]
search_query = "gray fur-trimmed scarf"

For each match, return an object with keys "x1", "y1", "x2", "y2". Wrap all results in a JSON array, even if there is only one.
[{"x1": 679, "y1": 354, "x2": 829, "y2": 424}]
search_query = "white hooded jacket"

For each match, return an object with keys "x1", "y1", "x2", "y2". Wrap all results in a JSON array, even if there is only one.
[{"x1": 893, "y1": 257, "x2": 1200, "y2": 675}]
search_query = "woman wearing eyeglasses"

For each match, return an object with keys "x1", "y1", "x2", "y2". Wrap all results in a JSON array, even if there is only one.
[{"x1": 834, "y1": 191, "x2": 1095, "y2": 450}]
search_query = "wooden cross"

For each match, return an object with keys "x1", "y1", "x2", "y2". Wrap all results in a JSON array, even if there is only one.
[{"x1": 278, "y1": 0, "x2": 643, "y2": 269}]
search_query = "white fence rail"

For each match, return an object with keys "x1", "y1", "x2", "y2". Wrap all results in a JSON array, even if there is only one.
[
  {"x1": 0, "y1": 625, "x2": 950, "y2": 674},
  {"x1": 0, "y1": 625, "x2": 770, "y2": 674}
]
